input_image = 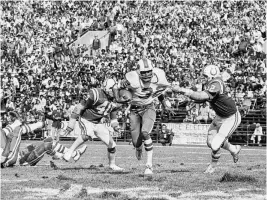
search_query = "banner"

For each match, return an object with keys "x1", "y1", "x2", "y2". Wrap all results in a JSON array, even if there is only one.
[{"x1": 162, "y1": 123, "x2": 210, "y2": 145}]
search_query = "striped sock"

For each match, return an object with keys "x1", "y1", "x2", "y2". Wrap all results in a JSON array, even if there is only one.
[
  {"x1": 53, "y1": 143, "x2": 67, "y2": 154},
  {"x1": 211, "y1": 150, "x2": 221, "y2": 164},
  {"x1": 144, "y1": 138, "x2": 153, "y2": 151}
]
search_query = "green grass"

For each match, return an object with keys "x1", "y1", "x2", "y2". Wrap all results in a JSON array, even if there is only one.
[{"x1": 1, "y1": 141, "x2": 266, "y2": 200}]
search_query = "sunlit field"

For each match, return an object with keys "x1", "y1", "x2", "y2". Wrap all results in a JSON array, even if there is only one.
[{"x1": 1, "y1": 141, "x2": 266, "y2": 200}]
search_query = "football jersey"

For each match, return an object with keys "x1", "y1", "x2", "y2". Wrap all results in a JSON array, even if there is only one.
[
  {"x1": 81, "y1": 88, "x2": 119, "y2": 122},
  {"x1": 119, "y1": 68, "x2": 170, "y2": 106},
  {"x1": 204, "y1": 77, "x2": 237, "y2": 118}
]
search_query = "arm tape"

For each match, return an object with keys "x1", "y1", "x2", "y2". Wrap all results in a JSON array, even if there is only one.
[
  {"x1": 70, "y1": 113, "x2": 79, "y2": 119},
  {"x1": 66, "y1": 127, "x2": 73, "y2": 132}
]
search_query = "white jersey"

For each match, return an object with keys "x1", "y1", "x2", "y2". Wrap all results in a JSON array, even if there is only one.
[{"x1": 119, "y1": 68, "x2": 170, "y2": 106}]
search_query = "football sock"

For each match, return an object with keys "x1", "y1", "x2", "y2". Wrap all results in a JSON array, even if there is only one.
[
  {"x1": 144, "y1": 138, "x2": 153, "y2": 167},
  {"x1": 222, "y1": 140, "x2": 236, "y2": 154}
]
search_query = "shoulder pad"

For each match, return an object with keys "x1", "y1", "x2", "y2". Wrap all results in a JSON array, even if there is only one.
[
  {"x1": 89, "y1": 88, "x2": 102, "y2": 105},
  {"x1": 125, "y1": 71, "x2": 140, "y2": 88},
  {"x1": 206, "y1": 78, "x2": 224, "y2": 94},
  {"x1": 152, "y1": 68, "x2": 170, "y2": 86}
]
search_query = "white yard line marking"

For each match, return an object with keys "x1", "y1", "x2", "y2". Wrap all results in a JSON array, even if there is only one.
[{"x1": 12, "y1": 184, "x2": 267, "y2": 200}]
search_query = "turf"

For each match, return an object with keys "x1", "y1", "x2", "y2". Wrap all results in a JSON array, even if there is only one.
[{"x1": 1, "y1": 141, "x2": 266, "y2": 200}]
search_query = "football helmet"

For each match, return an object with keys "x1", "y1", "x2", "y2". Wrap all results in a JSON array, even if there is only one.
[
  {"x1": 203, "y1": 65, "x2": 220, "y2": 79},
  {"x1": 137, "y1": 58, "x2": 154, "y2": 82},
  {"x1": 103, "y1": 79, "x2": 116, "y2": 97}
]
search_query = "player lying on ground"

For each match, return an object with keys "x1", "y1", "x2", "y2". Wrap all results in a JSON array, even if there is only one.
[
  {"x1": 61, "y1": 79, "x2": 125, "y2": 171},
  {"x1": 1, "y1": 111, "x2": 86, "y2": 167},
  {"x1": 113, "y1": 58, "x2": 173, "y2": 175},
  {"x1": 172, "y1": 65, "x2": 242, "y2": 174},
  {"x1": 18, "y1": 137, "x2": 86, "y2": 166}
]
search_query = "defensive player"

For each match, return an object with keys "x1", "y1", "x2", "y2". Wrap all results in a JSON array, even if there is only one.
[
  {"x1": 1, "y1": 112, "x2": 87, "y2": 167},
  {"x1": 1, "y1": 111, "x2": 45, "y2": 167},
  {"x1": 62, "y1": 79, "x2": 124, "y2": 171},
  {"x1": 172, "y1": 65, "x2": 242, "y2": 174},
  {"x1": 112, "y1": 58, "x2": 172, "y2": 175},
  {"x1": 18, "y1": 137, "x2": 87, "y2": 166}
]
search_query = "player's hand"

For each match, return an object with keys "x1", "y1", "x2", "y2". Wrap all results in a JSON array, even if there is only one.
[
  {"x1": 163, "y1": 106, "x2": 176, "y2": 116},
  {"x1": 60, "y1": 129, "x2": 71, "y2": 137}
]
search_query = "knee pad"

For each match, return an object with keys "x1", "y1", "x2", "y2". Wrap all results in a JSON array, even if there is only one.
[
  {"x1": 13, "y1": 126, "x2": 22, "y2": 138},
  {"x1": 107, "y1": 147, "x2": 116, "y2": 154},
  {"x1": 142, "y1": 131, "x2": 150, "y2": 140},
  {"x1": 211, "y1": 134, "x2": 226, "y2": 152}
]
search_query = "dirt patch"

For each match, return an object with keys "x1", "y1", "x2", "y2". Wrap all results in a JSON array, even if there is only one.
[{"x1": 220, "y1": 172, "x2": 258, "y2": 182}]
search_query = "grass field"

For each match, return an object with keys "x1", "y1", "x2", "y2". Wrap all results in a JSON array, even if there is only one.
[{"x1": 1, "y1": 140, "x2": 266, "y2": 200}]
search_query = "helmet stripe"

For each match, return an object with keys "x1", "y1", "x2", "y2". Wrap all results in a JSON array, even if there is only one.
[{"x1": 142, "y1": 58, "x2": 149, "y2": 68}]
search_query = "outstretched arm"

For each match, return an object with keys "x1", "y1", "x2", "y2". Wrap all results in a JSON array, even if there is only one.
[{"x1": 172, "y1": 86, "x2": 210, "y2": 101}]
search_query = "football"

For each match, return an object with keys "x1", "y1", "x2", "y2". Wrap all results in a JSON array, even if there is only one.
[{"x1": 119, "y1": 89, "x2": 132, "y2": 101}]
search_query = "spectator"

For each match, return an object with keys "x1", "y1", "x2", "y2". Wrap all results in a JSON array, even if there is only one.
[
  {"x1": 250, "y1": 123, "x2": 264, "y2": 146},
  {"x1": 0, "y1": 0, "x2": 266, "y2": 127},
  {"x1": 159, "y1": 124, "x2": 174, "y2": 146},
  {"x1": 196, "y1": 103, "x2": 210, "y2": 124},
  {"x1": 50, "y1": 105, "x2": 64, "y2": 141},
  {"x1": 91, "y1": 35, "x2": 101, "y2": 56}
]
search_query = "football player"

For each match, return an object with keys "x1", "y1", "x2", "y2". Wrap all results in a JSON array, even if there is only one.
[
  {"x1": 112, "y1": 58, "x2": 172, "y2": 175},
  {"x1": 1, "y1": 111, "x2": 45, "y2": 167},
  {"x1": 61, "y1": 79, "x2": 124, "y2": 171},
  {"x1": 18, "y1": 137, "x2": 87, "y2": 167},
  {"x1": 172, "y1": 65, "x2": 242, "y2": 174}
]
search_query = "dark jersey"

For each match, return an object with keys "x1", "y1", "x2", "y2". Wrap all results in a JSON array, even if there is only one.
[
  {"x1": 204, "y1": 77, "x2": 237, "y2": 118},
  {"x1": 80, "y1": 88, "x2": 119, "y2": 122}
]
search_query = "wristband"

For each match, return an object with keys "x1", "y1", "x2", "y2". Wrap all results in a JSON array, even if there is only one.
[{"x1": 66, "y1": 127, "x2": 73, "y2": 133}]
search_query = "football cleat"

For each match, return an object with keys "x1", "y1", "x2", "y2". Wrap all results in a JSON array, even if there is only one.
[
  {"x1": 73, "y1": 145, "x2": 87, "y2": 162},
  {"x1": 204, "y1": 164, "x2": 215, "y2": 174},
  {"x1": 231, "y1": 145, "x2": 241, "y2": 163},
  {"x1": 109, "y1": 165, "x2": 124, "y2": 171},
  {"x1": 52, "y1": 152, "x2": 63, "y2": 160},
  {"x1": 135, "y1": 146, "x2": 143, "y2": 160},
  {"x1": 144, "y1": 165, "x2": 153, "y2": 176},
  {"x1": 62, "y1": 151, "x2": 72, "y2": 162}
]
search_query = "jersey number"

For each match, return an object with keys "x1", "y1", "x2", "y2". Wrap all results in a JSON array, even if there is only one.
[{"x1": 96, "y1": 101, "x2": 113, "y2": 115}]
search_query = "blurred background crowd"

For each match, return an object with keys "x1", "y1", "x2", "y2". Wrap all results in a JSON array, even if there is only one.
[{"x1": 1, "y1": 0, "x2": 266, "y2": 127}]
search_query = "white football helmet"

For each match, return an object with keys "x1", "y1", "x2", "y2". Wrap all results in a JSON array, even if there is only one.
[
  {"x1": 203, "y1": 65, "x2": 220, "y2": 79},
  {"x1": 137, "y1": 58, "x2": 154, "y2": 82},
  {"x1": 103, "y1": 79, "x2": 116, "y2": 97}
]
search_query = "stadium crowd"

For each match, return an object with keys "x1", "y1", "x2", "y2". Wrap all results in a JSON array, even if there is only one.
[{"x1": 1, "y1": 0, "x2": 266, "y2": 129}]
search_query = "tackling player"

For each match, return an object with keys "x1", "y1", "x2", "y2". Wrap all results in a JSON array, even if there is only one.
[
  {"x1": 1, "y1": 111, "x2": 86, "y2": 167},
  {"x1": 172, "y1": 65, "x2": 242, "y2": 174},
  {"x1": 1, "y1": 111, "x2": 45, "y2": 167},
  {"x1": 61, "y1": 79, "x2": 124, "y2": 171},
  {"x1": 112, "y1": 58, "x2": 172, "y2": 175}
]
